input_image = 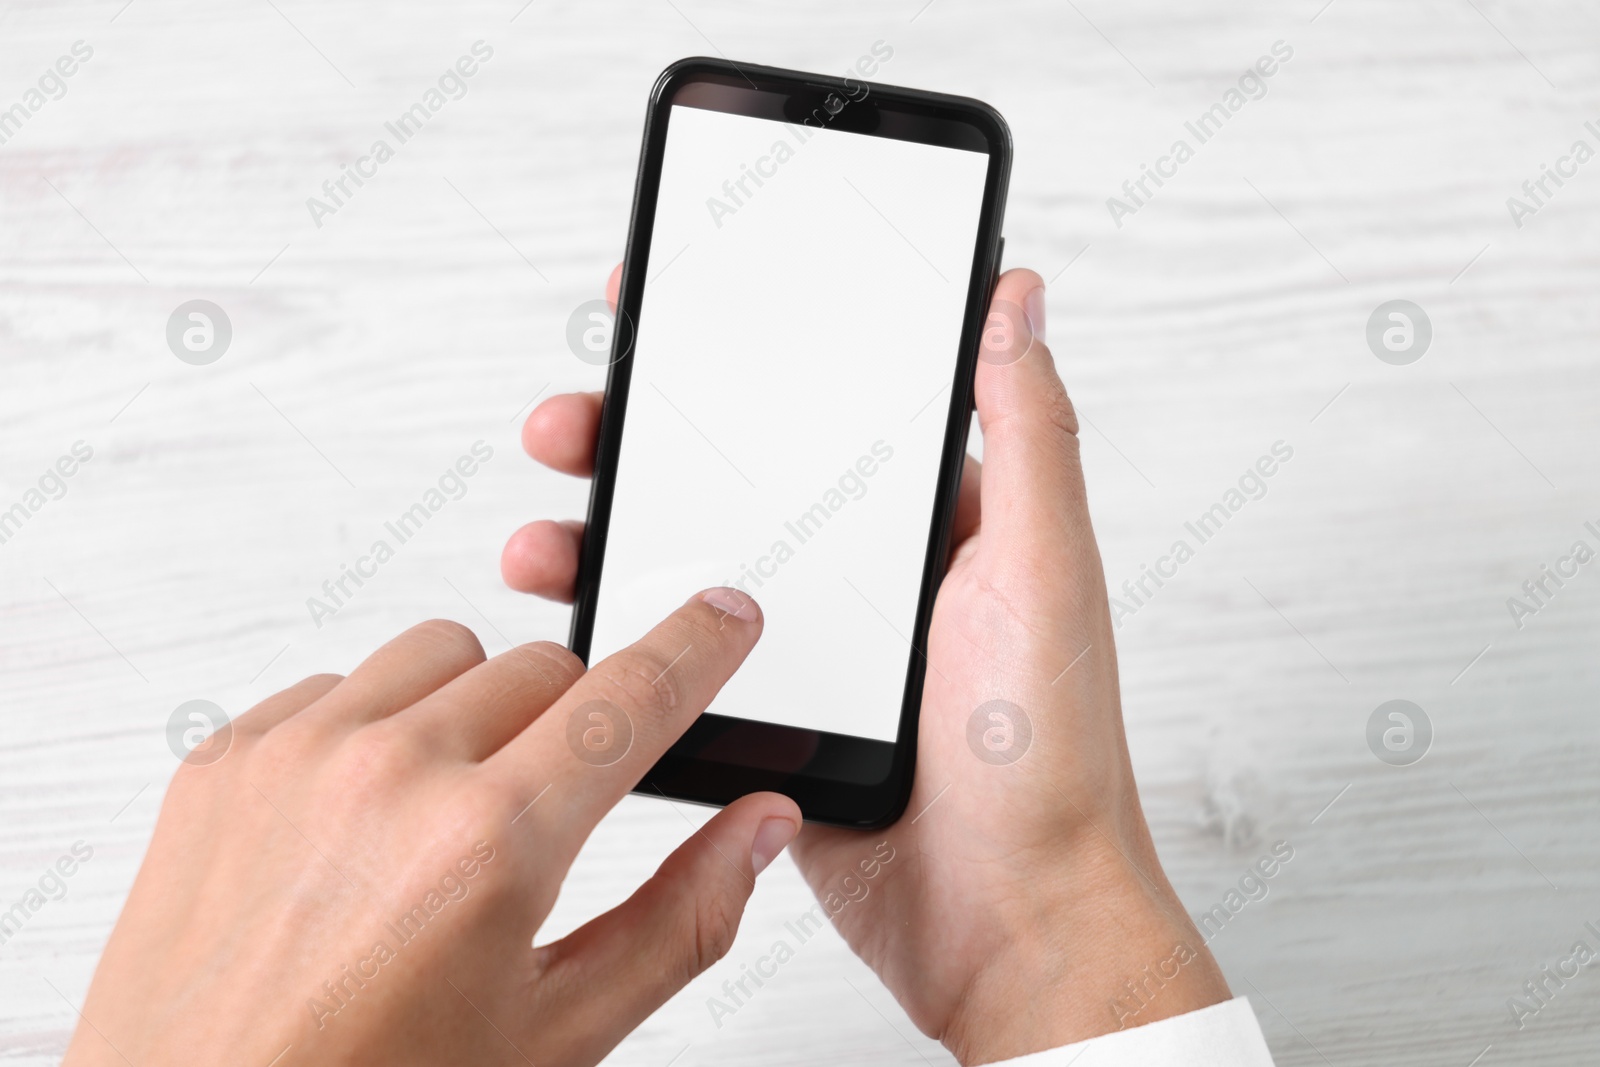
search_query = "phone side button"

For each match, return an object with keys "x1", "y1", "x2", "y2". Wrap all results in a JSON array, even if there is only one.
[{"x1": 977, "y1": 236, "x2": 1003, "y2": 411}]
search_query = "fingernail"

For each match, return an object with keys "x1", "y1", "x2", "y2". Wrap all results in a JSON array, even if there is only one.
[
  {"x1": 701, "y1": 586, "x2": 760, "y2": 623},
  {"x1": 751, "y1": 816, "x2": 798, "y2": 875},
  {"x1": 1023, "y1": 286, "x2": 1046, "y2": 344}
]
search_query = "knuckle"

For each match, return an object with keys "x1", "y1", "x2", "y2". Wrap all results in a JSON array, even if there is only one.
[
  {"x1": 509, "y1": 640, "x2": 585, "y2": 689},
  {"x1": 410, "y1": 619, "x2": 487, "y2": 666},
  {"x1": 284, "y1": 673, "x2": 344, "y2": 712},
  {"x1": 334, "y1": 722, "x2": 427, "y2": 790},
  {"x1": 589, "y1": 649, "x2": 682, "y2": 721},
  {"x1": 685, "y1": 886, "x2": 742, "y2": 977},
  {"x1": 243, "y1": 720, "x2": 300, "y2": 775},
  {"x1": 1047, "y1": 396, "x2": 1081, "y2": 440},
  {"x1": 233, "y1": 674, "x2": 344, "y2": 738},
  {"x1": 239, "y1": 734, "x2": 310, "y2": 795},
  {"x1": 1040, "y1": 367, "x2": 1080, "y2": 438}
]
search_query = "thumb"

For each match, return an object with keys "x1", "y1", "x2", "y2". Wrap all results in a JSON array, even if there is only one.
[
  {"x1": 529, "y1": 792, "x2": 801, "y2": 1063},
  {"x1": 974, "y1": 268, "x2": 1097, "y2": 570}
]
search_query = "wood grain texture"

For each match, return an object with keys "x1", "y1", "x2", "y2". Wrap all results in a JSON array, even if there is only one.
[{"x1": 2, "y1": 0, "x2": 1598, "y2": 1063}]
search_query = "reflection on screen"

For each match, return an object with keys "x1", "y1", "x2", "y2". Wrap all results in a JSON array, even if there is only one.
[{"x1": 589, "y1": 103, "x2": 989, "y2": 742}]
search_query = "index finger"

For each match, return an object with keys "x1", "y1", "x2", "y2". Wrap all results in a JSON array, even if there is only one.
[{"x1": 486, "y1": 586, "x2": 763, "y2": 848}]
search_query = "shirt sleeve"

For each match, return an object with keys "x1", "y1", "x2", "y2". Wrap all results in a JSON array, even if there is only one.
[{"x1": 979, "y1": 996, "x2": 1275, "y2": 1067}]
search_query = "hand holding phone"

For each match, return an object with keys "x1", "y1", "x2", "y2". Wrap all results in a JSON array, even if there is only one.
[{"x1": 508, "y1": 267, "x2": 1235, "y2": 1061}]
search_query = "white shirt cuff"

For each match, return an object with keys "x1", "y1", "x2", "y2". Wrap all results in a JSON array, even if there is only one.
[{"x1": 979, "y1": 996, "x2": 1275, "y2": 1066}]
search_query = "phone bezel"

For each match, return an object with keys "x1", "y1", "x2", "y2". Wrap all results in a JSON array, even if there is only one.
[{"x1": 569, "y1": 56, "x2": 1011, "y2": 829}]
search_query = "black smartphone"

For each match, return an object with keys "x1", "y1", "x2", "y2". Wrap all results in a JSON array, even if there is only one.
[{"x1": 570, "y1": 56, "x2": 1010, "y2": 828}]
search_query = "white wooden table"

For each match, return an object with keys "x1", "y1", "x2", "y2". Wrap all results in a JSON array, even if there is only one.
[{"x1": 3, "y1": 1, "x2": 1598, "y2": 1063}]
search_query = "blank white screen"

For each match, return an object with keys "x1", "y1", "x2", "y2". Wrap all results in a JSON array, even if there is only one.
[{"x1": 589, "y1": 103, "x2": 989, "y2": 741}]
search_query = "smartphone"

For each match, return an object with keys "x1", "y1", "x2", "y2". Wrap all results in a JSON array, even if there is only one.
[{"x1": 570, "y1": 56, "x2": 1010, "y2": 828}]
